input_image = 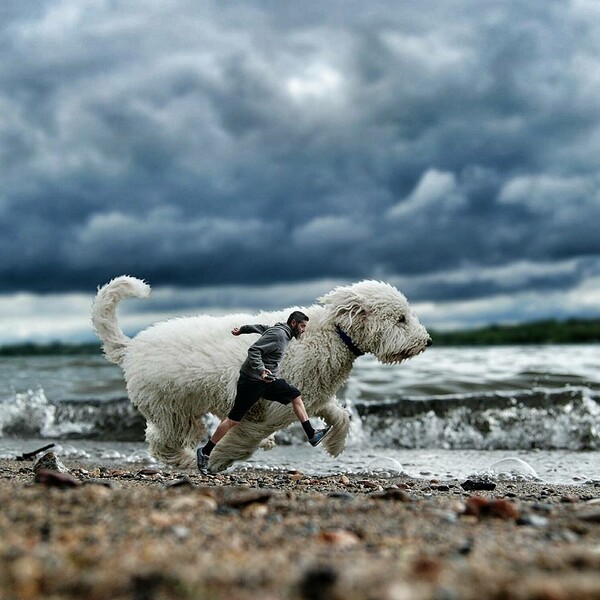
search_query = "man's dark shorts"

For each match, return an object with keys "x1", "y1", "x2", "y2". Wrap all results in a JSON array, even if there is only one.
[{"x1": 228, "y1": 373, "x2": 301, "y2": 422}]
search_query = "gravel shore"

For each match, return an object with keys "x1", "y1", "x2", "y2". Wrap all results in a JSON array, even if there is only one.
[{"x1": 1, "y1": 455, "x2": 599, "y2": 600}]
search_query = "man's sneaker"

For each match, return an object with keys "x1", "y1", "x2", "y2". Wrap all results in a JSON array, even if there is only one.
[
  {"x1": 309, "y1": 426, "x2": 333, "y2": 447},
  {"x1": 196, "y1": 447, "x2": 211, "y2": 474}
]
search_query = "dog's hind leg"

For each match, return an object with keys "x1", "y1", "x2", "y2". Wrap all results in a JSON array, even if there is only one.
[
  {"x1": 315, "y1": 399, "x2": 350, "y2": 457},
  {"x1": 145, "y1": 417, "x2": 206, "y2": 469},
  {"x1": 208, "y1": 420, "x2": 275, "y2": 472}
]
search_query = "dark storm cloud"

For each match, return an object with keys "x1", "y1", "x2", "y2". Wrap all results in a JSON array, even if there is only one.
[{"x1": 1, "y1": 0, "x2": 600, "y2": 311}]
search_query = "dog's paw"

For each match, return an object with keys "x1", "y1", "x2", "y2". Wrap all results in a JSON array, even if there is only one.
[
  {"x1": 207, "y1": 454, "x2": 233, "y2": 473},
  {"x1": 323, "y1": 430, "x2": 346, "y2": 457},
  {"x1": 258, "y1": 433, "x2": 277, "y2": 451}
]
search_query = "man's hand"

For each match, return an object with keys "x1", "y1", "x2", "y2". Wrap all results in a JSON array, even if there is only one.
[
  {"x1": 231, "y1": 327, "x2": 241, "y2": 336},
  {"x1": 261, "y1": 370, "x2": 275, "y2": 382}
]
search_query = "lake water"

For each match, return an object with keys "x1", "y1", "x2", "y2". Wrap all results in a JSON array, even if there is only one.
[{"x1": 1, "y1": 345, "x2": 598, "y2": 484}]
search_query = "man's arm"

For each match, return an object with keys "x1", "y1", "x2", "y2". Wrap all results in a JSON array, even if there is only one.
[{"x1": 231, "y1": 324, "x2": 269, "y2": 336}]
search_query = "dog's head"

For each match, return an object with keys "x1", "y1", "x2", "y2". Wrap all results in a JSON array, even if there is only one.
[{"x1": 319, "y1": 280, "x2": 432, "y2": 364}]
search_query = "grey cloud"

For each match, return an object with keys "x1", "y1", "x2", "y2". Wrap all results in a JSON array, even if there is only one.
[
  {"x1": 0, "y1": 0, "x2": 599, "y2": 320},
  {"x1": 405, "y1": 260, "x2": 592, "y2": 303}
]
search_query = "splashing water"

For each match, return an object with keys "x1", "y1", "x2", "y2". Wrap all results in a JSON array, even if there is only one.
[{"x1": 0, "y1": 389, "x2": 56, "y2": 437}]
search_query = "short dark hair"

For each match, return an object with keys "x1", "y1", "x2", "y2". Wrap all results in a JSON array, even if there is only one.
[{"x1": 287, "y1": 311, "x2": 309, "y2": 325}]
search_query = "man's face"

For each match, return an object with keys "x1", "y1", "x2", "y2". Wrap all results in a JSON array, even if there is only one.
[{"x1": 290, "y1": 319, "x2": 307, "y2": 339}]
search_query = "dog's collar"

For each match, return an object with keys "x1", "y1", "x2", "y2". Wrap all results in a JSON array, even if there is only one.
[{"x1": 335, "y1": 325, "x2": 364, "y2": 357}]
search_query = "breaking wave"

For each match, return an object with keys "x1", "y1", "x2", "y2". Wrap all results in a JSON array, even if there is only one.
[
  {"x1": 0, "y1": 389, "x2": 145, "y2": 441},
  {"x1": 1, "y1": 385, "x2": 598, "y2": 450},
  {"x1": 352, "y1": 386, "x2": 600, "y2": 451}
]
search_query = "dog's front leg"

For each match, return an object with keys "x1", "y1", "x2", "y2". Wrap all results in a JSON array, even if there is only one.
[
  {"x1": 315, "y1": 398, "x2": 350, "y2": 457},
  {"x1": 208, "y1": 420, "x2": 275, "y2": 472}
]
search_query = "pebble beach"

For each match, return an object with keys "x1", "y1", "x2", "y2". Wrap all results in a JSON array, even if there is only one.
[{"x1": 1, "y1": 454, "x2": 600, "y2": 600}]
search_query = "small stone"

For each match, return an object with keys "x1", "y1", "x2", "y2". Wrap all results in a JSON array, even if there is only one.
[
  {"x1": 340, "y1": 475, "x2": 350, "y2": 485},
  {"x1": 199, "y1": 495, "x2": 219, "y2": 510},
  {"x1": 319, "y1": 529, "x2": 360, "y2": 547},
  {"x1": 457, "y1": 538, "x2": 474, "y2": 555},
  {"x1": 532, "y1": 503, "x2": 554, "y2": 513},
  {"x1": 461, "y1": 515, "x2": 479, "y2": 524},
  {"x1": 328, "y1": 491, "x2": 354, "y2": 500},
  {"x1": 297, "y1": 566, "x2": 338, "y2": 600},
  {"x1": 411, "y1": 556, "x2": 443, "y2": 581},
  {"x1": 167, "y1": 496, "x2": 200, "y2": 511},
  {"x1": 33, "y1": 452, "x2": 70, "y2": 475},
  {"x1": 216, "y1": 505, "x2": 238, "y2": 516},
  {"x1": 490, "y1": 498, "x2": 519, "y2": 519},
  {"x1": 517, "y1": 514, "x2": 549, "y2": 528},
  {"x1": 34, "y1": 469, "x2": 81, "y2": 488},
  {"x1": 132, "y1": 572, "x2": 168, "y2": 600},
  {"x1": 464, "y1": 496, "x2": 519, "y2": 520},
  {"x1": 164, "y1": 476, "x2": 194, "y2": 488},
  {"x1": 148, "y1": 511, "x2": 174, "y2": 527},
  {"x1": 460, "y1": 479, "x2": 496, "y2": 491},
  {"x1": 430, "y1": 509, "x2": 458, "y2": 523},
  {"x1": 359, "y1": 480, "x2": 380, "y2": 489},
  {"x1": 576, "y1": 509, "x2": 600, "y2": 523},
  {"x1": 224, "y1": 490, "x2": 273, "y2": 509},
  {"x1": 554, "y1": 529, "x2": 580, "y2": 543},
  {"x1": 241, "y1": 503, "x2": 269, "y2": 518},
  {"x1": 110, "y1": 469, "x2": 129, "y2": 477},
  {"x1": 371, "y1": 488, "x2": 411, "y2": 502},
  {"x1": 450, "y1": 500, "x2": 467, "y2": 514},
  {"x1": 137, "y1": 468, "x2": 161, "y2": 476},
  {"x1": 185, "y1": 495, "x2": 217, "y2": 511},
  {"x1": 171, "y1": 526, "x2": 190, "y2": 540}
]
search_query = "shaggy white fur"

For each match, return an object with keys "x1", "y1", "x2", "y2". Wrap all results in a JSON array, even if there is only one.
[{"x1": 92, "y1": 276, "x2": 431, "y2": 472}]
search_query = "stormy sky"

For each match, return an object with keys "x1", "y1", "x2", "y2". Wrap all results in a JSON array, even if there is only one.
[{"x1": 1, "y1": 1, "x2": 600, "y2": 343}]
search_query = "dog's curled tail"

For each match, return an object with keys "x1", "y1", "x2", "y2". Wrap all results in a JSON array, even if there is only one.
[{"x1": 92, "y1": 276, "x2": 150, "y2": 366}]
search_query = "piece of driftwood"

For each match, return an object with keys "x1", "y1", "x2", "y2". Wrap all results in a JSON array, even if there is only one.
[{"x1": 16, "y1": 443, "x2": 56, "y2": 461}]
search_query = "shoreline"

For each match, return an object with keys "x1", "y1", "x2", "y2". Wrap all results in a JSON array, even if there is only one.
[
  {"x1": 1, "y1": 457, "x2": 600, "y2": 599},
  {"x1": 4, "y1": 438, "x2": 600, "y2": 487}
]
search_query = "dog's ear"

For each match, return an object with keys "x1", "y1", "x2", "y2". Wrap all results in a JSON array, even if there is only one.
[{"x1": 318, "y1": 285, "x2": 371, "y2": 324}]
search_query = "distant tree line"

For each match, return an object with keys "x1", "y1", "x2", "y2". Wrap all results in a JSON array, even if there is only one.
[
  {"x1": 0, "y1": 342, "x2": 102, "y2": 356},
  {"x1": 430, "y1": 318, "x2": 600, "y2": 346},
  {"x1": 0, "y1": 318, "x2": 599, "y2": 355}
]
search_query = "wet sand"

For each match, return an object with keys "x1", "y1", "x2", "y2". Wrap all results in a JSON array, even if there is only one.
[{"x1": 1, "y1": 457, "x2": 599, "y2": 599}]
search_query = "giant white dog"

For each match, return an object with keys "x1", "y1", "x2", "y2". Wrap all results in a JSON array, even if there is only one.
[{"x1": 92, "y1": 276, "x2": 431, "y2": 472}]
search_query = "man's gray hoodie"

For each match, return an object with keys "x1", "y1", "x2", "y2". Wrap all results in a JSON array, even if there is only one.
[{"x1": 238, "y1": 323, "x2": 293, "y2": 381}]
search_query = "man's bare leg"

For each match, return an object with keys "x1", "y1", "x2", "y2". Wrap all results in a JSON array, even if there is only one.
[
  {"x1": 199, "y1": 417, "x2": 240, "y2": 466},
  {"x1": 210, "y1": 417, "x2": 240, "y2": 445},
  {"x1": 291, "y1": 395, "x2": 309, "y2": 423}
]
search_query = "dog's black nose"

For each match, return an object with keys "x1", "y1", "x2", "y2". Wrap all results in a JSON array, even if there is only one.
[{"x1": 426, "y1": 337, "x2": 433, "y2": 346}]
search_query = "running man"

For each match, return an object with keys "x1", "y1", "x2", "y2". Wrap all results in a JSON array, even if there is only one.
[{"x1": 197, "y1": 311, "x2": 331, "y2": 472}]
